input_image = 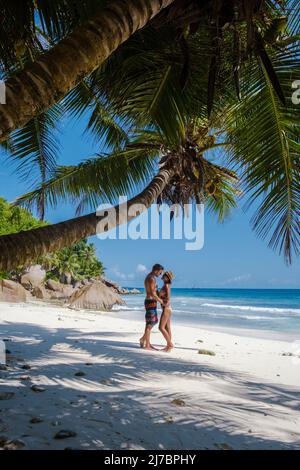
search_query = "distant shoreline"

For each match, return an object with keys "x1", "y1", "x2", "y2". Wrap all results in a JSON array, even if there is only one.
[{"x1": 124, "y1": 287, "x2": 300, "y2": 291}]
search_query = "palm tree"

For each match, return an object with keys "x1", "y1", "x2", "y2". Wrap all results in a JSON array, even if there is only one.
[
  {"x1": 0, "y1": 0, "x2": 176, "y2": 141},
  {"x1": 57, "y1": 251, "x2": 80, "y2": 284},
  {"x1": 0, "y1": 119, "x2": 238, "y2": 270},
  {"x1": 0, "y1": 0, "x2": 299, "y2": 269},
  {"x1": 0, "y1": 0, "x2": 297, "y2": 140},
  {"x1": 0, "y1": 159, "x2": 173, "y2": 271},
  {"x1": 38, "y1": 238, "x2": 104, "y2": 281}
]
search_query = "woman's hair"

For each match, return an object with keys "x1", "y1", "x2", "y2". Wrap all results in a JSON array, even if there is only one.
[
  {"x1": 163, "y1": 273, "x2": 172, "y2": 284},
  {"x1": 163, "y1": 271, "x2": 174, "y2": 284}
]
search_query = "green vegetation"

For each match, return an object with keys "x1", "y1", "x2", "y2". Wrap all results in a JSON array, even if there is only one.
[
  {"x1": 0, "y1": 198, "x2": 104, "y2": 280},
  {"x1": 41, "y1": 239, "x2": 104, "y2": 282},
  {"x1": 0, "y1": 1, "x2": 299, "y2": 270},
  {"x1": 0, "y1": 197, "x2": 46, "y2": 236},
  {"x1": 0, "y1": 197, "x2": 45, "y2": 278}
]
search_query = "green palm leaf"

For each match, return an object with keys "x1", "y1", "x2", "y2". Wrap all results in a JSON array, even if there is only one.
[
  {"x1": 63, "y1": 77, "x2": 129, "y2": 150},
  {"x1": 204, "y1": 159, "x2": 239, "y2": 222},
  {"x1": 228, "y1": 42, "x2": 300, "y2": 263},
  {"x1": 15, "y1": 142, "x2": 159, "y2": 214},
  {"x1": 5, "y1": 104, "x2": 63, "y2": 218}
]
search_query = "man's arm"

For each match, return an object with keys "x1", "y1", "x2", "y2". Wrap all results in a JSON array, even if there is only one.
[{"x1": 149, "y1": 277, "x2": 164, "y2": 305}]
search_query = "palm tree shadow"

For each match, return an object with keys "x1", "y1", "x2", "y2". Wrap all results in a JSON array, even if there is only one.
[{"x1": 1, "y1": 320, "x2": 299, "y2": 450}]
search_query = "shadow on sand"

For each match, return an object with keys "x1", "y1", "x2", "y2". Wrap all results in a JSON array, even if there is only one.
[{"x1": 0, "y1": 320, "x2": 299, "y2": 450}]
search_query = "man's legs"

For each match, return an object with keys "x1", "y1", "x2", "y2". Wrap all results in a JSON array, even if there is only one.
[
  {"x1": 144, "y1": 324, "x2": 155, "y2": 350},
  {"x1": 139, "y1": 327, "x2": 146, "y2": 348},
  {"x1": 140, "y1": 299, "x2": 157, "y2": 349},
  {"x1": 140, "y1": 323, "x2": 156, "y2": 349},
  {"x1": 140, "y1": 324, "x2": 149, "y2": 347}
]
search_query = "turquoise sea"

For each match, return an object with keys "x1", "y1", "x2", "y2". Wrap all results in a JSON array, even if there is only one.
[{"x1": 113, "y1": 288, "x2": 300, "y2": 339}]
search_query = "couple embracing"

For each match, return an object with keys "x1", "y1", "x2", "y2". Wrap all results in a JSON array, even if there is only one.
[{"x1": 140, "y1": 264, "x2": 174, "y2": 352}]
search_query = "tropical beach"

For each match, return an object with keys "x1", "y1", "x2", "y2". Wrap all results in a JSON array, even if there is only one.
[
  {"x1": 0, "y1": 295, "x2": 300, "y2": 450},
  {"x1": 0, "y1": 0, "x2": 300, "y2": 454}
]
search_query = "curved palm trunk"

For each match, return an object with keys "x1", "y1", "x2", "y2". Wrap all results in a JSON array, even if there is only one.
[
  {"x1": 0, "y1": 0, "x2": 175, "y2": 142},
  {"x1": 0, "y1": 166, "x2": 174, "y2": 271}
]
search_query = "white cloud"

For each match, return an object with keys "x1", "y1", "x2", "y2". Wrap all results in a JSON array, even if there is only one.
[
  {"x1": 108, "y1": 264, "x2": 149, "y2": 284},
  {"x1": 221, "y1": 274, "x2": 252, "y2": 285},
  {"x1": 109, "y1": 266, "x2": 135, "y2": 281},
  {"x1": 136, "y1": 264, "x2": 147, "y2": 273}
]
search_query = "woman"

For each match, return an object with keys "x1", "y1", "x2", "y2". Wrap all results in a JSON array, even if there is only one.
[{"x1": 159, "y1": 271, "x2": 174, "y2": 352}]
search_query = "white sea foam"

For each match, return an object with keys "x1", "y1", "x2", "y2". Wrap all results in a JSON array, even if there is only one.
[
  {"x1": 112, "y1": 305, "x2": 142, "y2": 312},
  {"x1": 171, "y1": 308, "x2": 285, "y2": 321},
  {"x1": 202, "y1": 303, "x2": 300, "y2": 315}
]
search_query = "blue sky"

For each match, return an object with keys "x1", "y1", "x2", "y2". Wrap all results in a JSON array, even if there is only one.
[{"x1": 0, "y1": 117, "x2": 299, "y2": 289}]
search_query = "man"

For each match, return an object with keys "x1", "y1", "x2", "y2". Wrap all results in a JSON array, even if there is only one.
[{"x1": 139, "y1": 264, "x2": 164, "y2": 350}]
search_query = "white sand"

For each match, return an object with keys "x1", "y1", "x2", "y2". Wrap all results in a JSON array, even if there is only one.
[{"x1": 0, "y1": 300, "x2": 299, "y2": 450}]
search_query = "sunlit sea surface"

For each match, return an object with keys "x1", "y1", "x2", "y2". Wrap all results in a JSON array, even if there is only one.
[{"x1": 112, "y1": 288, "x2": 300, "y2": 340}]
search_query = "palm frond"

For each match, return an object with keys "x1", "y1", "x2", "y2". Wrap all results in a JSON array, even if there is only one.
[
  {"x1": 204, "y1": 159, "x2": 239, "y2": 222},
  {"x1": 0, "y1": 0, "x2": 35, "y2": 68},
  {"x1": 15, "y1": 142, "x2": 159, "y2": 214},
  {"x1": 63, "y1": 76, "x2": 129, "y2": 151},
  {"x1": 286, "y1": 0, "x2": 300, "y2": 36},
  {"x1": 36, "y1": 0, "x2": 108, "y2": 42},
  {"x1": 5, "y1": 104, "x2": 63, "y2": 218},
  {"x1": 228, "y1": 42, "x2": 300, "y2": 263},
  {"x1": 6, "y1": 104, "x2": 62, "y2": 180},
  {"x1": 93, "y1": 26, "x2": 210, "y2": 144}
]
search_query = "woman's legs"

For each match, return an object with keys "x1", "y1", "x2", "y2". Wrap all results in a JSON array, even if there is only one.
[
  {"x1": 165, "y1": 316, "x2": 174, "y2": 348},
  {"x1": 159, "y1": 309, "x2": 172, "y2": 351}
]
